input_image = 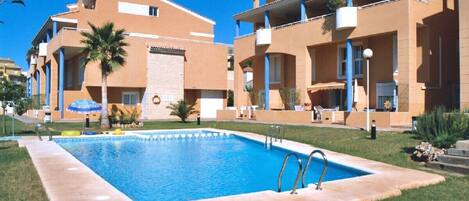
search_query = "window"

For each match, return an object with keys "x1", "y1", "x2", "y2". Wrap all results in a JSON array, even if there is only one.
[
  {"x1": 338, "y1": 45, "x2": 363, "y2": 79},
  {"x1": 122, "y1": 92, "x2": 139, "y2": 105},
  {"x1": 149, "y1": 6, "x2": 159, "y2": 16},
  {"x1": 376, "y1": 83, "x2": 396, "y2": 110},
  {"x1": 269, "y1": 55, "x2": 281, "y2": 84}
]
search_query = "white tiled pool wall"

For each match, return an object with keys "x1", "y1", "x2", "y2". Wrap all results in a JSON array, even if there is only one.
[{"x1": 53, "y1": 128, "x2": 235, "y2": 142}]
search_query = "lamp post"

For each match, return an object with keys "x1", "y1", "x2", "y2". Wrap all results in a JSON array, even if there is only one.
[{"x1": 363, "y1": 48, "x2": 373, "y2": 132}]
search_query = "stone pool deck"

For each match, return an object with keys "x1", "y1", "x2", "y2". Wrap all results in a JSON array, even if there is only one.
[
  {"x1": 19, "y1": 137, "x2": 131, "y2": 201},
  {"x1": 203, "y1": 129, "x2": 445, "y2": 201},
  {"x1": 19, "y1": 129, "x2": 445, "y2": 201}
]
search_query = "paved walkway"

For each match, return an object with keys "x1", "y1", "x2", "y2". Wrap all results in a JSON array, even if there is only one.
[
  {"x1": 19, "y1": 138, "x2": 131, "y2": 201},
  {"x1": 225, "y1": 119, "x2": 412, "y2": 133},
  {"x1": 21, "y1": 129, "x2": 443, "y2": 201},
  {"x1": 9, "y1": 114, "x2": 39, "y2": 124},
  {"x1": 203, "y1": 128, "x2": 444, "y2": 201}
]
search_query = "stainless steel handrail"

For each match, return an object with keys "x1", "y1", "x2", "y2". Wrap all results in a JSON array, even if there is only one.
[
  {"x1": 265, "y1": 125, "x2": 285, "y2": 149},
  {"x1": 277, "y1": 153, "x2": 303, "y2": 194},
  {"x1": 302, "y1": 150, "x2": 328, "y2": 190}
]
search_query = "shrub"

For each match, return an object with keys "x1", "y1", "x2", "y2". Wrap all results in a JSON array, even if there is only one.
[
  {"x1": 227, "y1": 90, "x2": 234, "y2": 107},
  {"x1": 327, "y1": 0, "x2": 346, "y2": 12},
  {"x1": 279, "y1": 88, "x2": 300, "y2": 110},
  {"x1": 166, "y1": 100, "x2": 196, "y2": 123},
  {"x1": 416, "y1": 107, "x2": 469, "y2": 148}
]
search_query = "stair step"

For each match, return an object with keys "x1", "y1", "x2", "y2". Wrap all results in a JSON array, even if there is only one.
[
  {"x1": 456, "y1": 140, "x2": 469, "y2": 149},
  {"x1": 447, "y1": 148, "x2": 469, "y2": 157},
  {"x1": 438, "y1": 155, "x2": 469, "y2": 166},
  {"x1": 426, "y1": 161, "x2": 469, "y2": 174}
]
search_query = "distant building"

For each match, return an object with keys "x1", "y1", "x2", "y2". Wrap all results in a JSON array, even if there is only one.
[{"x1": 0, "y1": 58, "x2": 26, "y2": 86}]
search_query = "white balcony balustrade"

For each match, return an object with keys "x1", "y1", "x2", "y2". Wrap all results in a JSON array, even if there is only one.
[
  {"x1": 38, "y1": 43, "x2": 48, "y2": 57},
  {"x1": 30, "y1": 55, "x2": 37, "y2": 65},
  {"x1": 256, "y1": 28, "x2": 271, "y2": 46},
  {"x1": 336, "y1": 7, "x2": 357, "y2": 30}
]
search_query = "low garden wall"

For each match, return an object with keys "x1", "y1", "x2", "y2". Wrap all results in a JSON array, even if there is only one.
[{"x1": 344, "y1": 112, "x2": 411, "y2": 129}]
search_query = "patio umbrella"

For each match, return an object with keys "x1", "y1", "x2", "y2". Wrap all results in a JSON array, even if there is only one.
[
  {"x1": 67, "y1": 100, "x2": 102, "y2": 114},
  {"x1": 67, "y1": 100, "x2": 102, "y2": 131},
  {"x1": 353, "y1": 79, "x2": 359, "y2": 104}
]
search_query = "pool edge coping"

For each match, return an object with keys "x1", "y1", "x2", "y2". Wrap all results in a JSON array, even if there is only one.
[{"x1": 29, "y1": 128, "x2": 445, "y2": 201}]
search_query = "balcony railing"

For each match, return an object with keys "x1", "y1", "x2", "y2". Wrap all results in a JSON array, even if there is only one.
[{"x1": 234, "y1": 0, "x2": 399, "y2": 40}]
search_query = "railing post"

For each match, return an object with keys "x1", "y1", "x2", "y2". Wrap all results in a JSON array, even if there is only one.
[
  {"x1": 59, "y1": 48, "x2": 65, "y2": 119},
  {"x1": 346, "y1": 39, "x2": 353, "y2": 112},
  {"x1": 236, "y1": 20, "x2": 240, "y2": 37},
  {"x1": 35, "y1": 70, "x2": 40, "y2": 110},
  {"x1": 264, "y1": 11, "x2": 270, "y2": 29},
  {"x1": 45, "y1": 63, "x2": 50, "y2": 106},
  {"x1": 53, "y1": 21, "x2": 58, "y2": 37},
  {"x1": 264, "y1": 53, "x2": 270, "y2": 110},
  {"x1": 300, "y1": 0, "x2": 307, "y2": 21}
]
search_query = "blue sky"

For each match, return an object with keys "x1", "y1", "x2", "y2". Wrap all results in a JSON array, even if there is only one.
[{"x1": 0, "y1": 0, "x2": 252, "y2": 71}]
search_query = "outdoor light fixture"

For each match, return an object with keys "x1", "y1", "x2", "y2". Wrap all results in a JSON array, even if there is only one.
[{"x1": 363, "y1": 48, "x2": 373, "y2": 132}]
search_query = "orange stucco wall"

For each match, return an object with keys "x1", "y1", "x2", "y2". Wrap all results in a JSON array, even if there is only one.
[
  {"x1": 234, "y1": 0, "x2": 460, "y2": 119},
  {"x1": 29, "y1": 0, "x2": 228, "y2": 120}
]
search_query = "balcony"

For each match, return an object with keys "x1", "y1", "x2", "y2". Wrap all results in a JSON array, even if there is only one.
[
  {"x1": 235, "y1": 0, "x2": 400, "y2": 40},
  {"x1": 256, "y1": 28, "x2": 271, "y2": 45},
  {"x1": 48, "y1": 27, "x2": 84, "y2": 56}
]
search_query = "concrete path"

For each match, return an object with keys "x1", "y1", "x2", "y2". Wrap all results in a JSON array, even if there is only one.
[
  {"x1": 224, "y1": 119, "x2": 412, "y2": 133},
  {"x1": 20, "y1": 138, "x2": 131, "y2": 201},
  {"x1": 9, "y1": 114, "x2": 39, "y2": 124}
]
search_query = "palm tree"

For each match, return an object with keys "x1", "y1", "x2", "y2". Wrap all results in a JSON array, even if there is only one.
[
  {"x1": 0, "y1": 0, "x2": 25, "y2": 24},
  {"x1": 80, "y1": 22, "x2": 128, "y2": 128},
  {"x1": 26, "y1": 46, "x2": 38, "y2": 64},
  {"x1": 167, "y1": 100, "x2": 197, "y2": 123}
]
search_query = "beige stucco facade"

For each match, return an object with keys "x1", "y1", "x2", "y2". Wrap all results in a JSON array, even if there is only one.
[
  {"x1": 28, "y1": 0, "x2": 229, "y2": 120},
  {"x1": 233, "y1": 0, "x2": 460, "y2": 126}
]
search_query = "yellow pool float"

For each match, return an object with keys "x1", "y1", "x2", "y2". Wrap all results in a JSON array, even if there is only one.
[
  {"x1": 61, "y1": 130, "x2": 81, "y2": 137},
  {"x1": 112, "y1": 129, "x2": 125, "y2": 135}
]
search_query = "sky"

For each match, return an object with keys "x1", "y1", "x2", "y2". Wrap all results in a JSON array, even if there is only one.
[{"x1": 0, "y1": 0, "x2": 253, "y2": 71}]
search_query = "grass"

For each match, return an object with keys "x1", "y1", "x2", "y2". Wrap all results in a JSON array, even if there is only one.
[
  {"x1": 386, "y1": 176, "x2": 469, "y2": 201},
  {"x1": 0, "y1": 141, "x2": 48, "y2": 201},
  {"x1": 1, "y1": 116, "x2": 468, "y2": 200}
]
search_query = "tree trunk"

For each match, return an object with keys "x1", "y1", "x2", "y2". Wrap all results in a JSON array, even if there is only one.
[
  {"x1": 2, "y1": 107, "x2": 6, "y2": 136},
  {"x1": 100, "y1": 73, "x2": 110, "y2": 129}
]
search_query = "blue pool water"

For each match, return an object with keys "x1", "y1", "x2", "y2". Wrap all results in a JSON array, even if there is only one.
[{"x1": 57, "y1": 131, "x2": 369, "y2": 201}]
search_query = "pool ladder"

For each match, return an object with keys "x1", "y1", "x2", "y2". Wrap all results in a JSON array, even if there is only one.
[
  {"x1": 277, "y1": 150, "x2": 328, "y2": 194},
  {"x1": 302, "y1": 150, "x2": 328, "y2": 190},
  {"x1": 265, "y1": 125, "x2": 285, "y2": 150},
  {"x1": 277, "y1": 153, "x2": 303, "y2": 194}
]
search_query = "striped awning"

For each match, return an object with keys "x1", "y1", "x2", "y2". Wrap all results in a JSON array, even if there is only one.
[{"x1": 307, "y1": 82, "x2": 346, "y2": 93}]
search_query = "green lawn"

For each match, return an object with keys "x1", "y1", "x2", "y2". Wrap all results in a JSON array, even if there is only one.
[
  {"x1": 1, "y1": 117, "x2": 468, "y2": 200},
  {"x1": 0, "y1": 141, "x2": 48, "y2": 201}
]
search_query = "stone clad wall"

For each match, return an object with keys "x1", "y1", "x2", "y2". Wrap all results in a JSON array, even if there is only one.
[
  {"x1": 460, "y1": 0, "x2": 469, "y2": 110},
  {"x1": 142, "y1": 52, "x2": 184, "y2": 119}
]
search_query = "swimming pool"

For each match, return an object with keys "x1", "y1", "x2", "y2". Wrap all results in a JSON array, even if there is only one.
[{"x1": 56, "y1": 130, "x2": 370, "y2": 201}]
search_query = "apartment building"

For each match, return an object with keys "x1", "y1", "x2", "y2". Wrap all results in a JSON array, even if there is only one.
[
  {"x1": 226, "y1": 0, "x2": 460, "y2": 127},
  {"x1": 27, "y1": 0, "x2": 229, "y2": 120},
  {"x1": 1, "y1": 58, "x2": 26, "y2": 85}
]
